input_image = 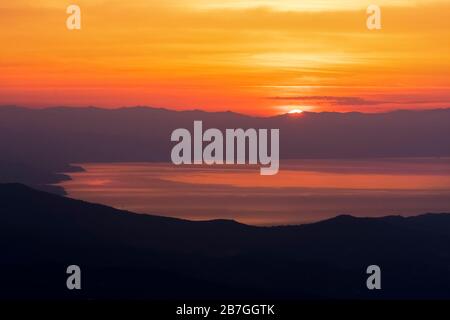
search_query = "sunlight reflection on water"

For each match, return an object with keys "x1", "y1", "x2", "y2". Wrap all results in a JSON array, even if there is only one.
[{"x1": 59, "y1": 158, "x2": 450, "y2": 226}]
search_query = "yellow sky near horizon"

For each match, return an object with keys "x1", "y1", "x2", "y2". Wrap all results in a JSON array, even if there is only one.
[{"x1": 0, "y1": 0, "x2": 449, "y2": 115}]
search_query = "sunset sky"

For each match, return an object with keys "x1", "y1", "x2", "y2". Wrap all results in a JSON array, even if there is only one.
[{"x1": 0, "y1": 0, "x2": 449, "y2": 115}]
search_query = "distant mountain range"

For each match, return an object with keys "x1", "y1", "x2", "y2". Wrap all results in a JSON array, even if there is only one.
[
  {"x1": 1, "y1": 106, "x2": 449, "y2": 193},
  {"x1": 1, "y1": 106, "x2": 450, "y2": 163},
  {"x1": 1, "y1": 183, "x2": 450, "y2": 299}
]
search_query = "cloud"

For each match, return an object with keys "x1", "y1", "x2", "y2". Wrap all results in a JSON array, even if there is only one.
[
  {"x1": 268, "y1": 96, "x2": 386, "y2": 106},
  {"x1": 191, "y1": 0, "x2": 449, "y2": 12}
]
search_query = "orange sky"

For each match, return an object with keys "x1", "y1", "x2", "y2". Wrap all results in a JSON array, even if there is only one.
[{"x1": 0, "y1": 0, "x2": 449, "y2": 115}]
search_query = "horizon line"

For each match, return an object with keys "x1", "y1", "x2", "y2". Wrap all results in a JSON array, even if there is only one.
[{"x1": 2, "y1": 105, "x2": 450, "y2": 118}]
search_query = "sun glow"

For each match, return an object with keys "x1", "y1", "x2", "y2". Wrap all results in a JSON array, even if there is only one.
[
  {"x1": 1, "y1": 1, "x2": 450, "y2": 115},
  {"x1": 277, "y1": 105, "x2": 312, "y2": 114}
]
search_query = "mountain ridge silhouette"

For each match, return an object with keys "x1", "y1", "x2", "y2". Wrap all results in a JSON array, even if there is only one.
[{"x1": 2, "y1": 183, "x2": 450, "y2": 299}]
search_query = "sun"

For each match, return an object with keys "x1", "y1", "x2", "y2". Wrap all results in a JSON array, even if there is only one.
[
  {"x1": 277, "y1": 105, "x2": 312, "y2": 115},
  {"x1": 288, "y1": 109, "x2": 303, "y2": 114}
]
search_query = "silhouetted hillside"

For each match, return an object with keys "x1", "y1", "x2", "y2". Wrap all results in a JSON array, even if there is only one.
[
  {"x1": 0, "y1": 160, "x2": 82, "y2": 195},
  {"x1": 1, "y1": 183, "x2": 450, "y2": 299}
]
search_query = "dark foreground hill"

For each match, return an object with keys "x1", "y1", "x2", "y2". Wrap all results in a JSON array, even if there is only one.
[{"x1": 1, "y1": 183, "x2": 450, "y2": 299}]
